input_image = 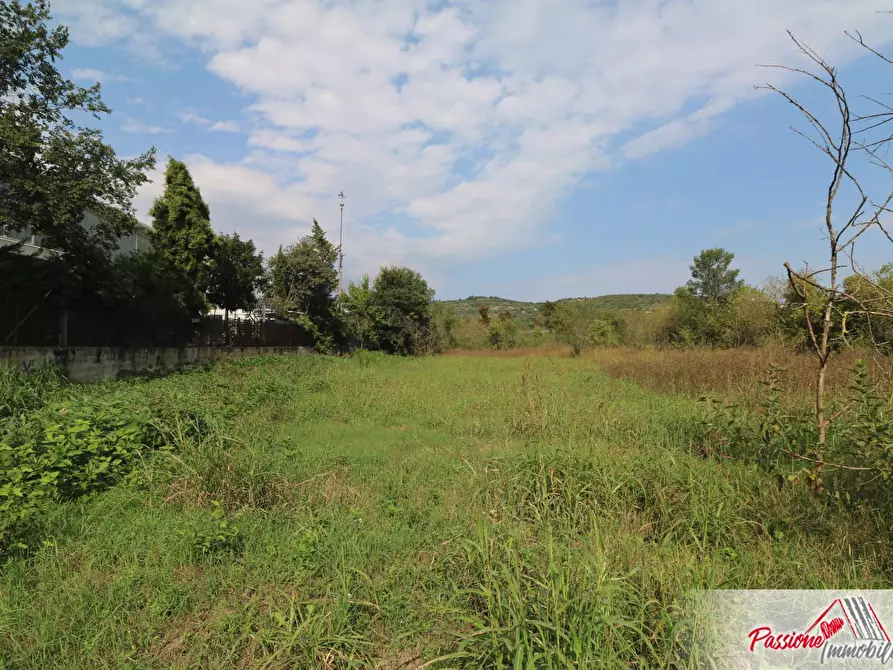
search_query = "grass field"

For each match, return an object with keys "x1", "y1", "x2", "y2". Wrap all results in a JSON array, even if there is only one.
[{"x1": 2, "y1": 351, "x2": 891, "y2": 668}]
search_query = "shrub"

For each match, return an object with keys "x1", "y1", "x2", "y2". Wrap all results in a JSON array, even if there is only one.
[
  {"x1": 0, "y1": 394, "x2": 169, "y2": 552},
  {"x1": 700, "y1": 361, "x2": 893, "y2": 523}
]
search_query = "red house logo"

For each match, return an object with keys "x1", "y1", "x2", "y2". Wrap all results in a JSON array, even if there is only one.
[
  {"x1": 806, "y1": 597, "x2": 890, "y2": 643},
  {"x1": 747, "y1": 595, "x2": 893, "y2": 664}
]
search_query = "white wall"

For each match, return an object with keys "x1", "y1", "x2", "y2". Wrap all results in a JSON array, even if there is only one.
[{"x1": 0, "y1": 212, "x2": 152, "y2": 257}]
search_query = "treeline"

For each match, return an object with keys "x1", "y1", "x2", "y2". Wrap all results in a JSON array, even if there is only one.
[
  {"x1": 443, "y1": 248, "x2": 893, "y2": 355},
  {"x1": 0, "y1": 1, "x2": 440, "y2": 354}
]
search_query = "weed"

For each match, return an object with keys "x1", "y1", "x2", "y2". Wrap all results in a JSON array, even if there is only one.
[
  {"x1": 186, "y1": 501, "x2": 244, "y2": 558},
  {"x1": 0, "y1": 352, "x2": 890, "y2": 668}
]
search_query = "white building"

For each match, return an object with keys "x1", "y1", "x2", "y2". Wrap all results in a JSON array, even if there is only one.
[{"x1": 0, "y1": 211, "x2": 153, "y2": 258}]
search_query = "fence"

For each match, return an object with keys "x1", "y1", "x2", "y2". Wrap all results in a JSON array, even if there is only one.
[{"x1": 2, "y1": 296, "x2": 314, "y2": 349}]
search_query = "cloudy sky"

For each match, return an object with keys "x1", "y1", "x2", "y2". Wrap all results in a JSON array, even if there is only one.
[{"x1": 54, "y1": 0, "x2": 893, "y2": 300}]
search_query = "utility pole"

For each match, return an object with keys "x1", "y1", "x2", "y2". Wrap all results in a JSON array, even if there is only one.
[{"x1": 337, "y1": 191, "x2": 345, "y2": 297}]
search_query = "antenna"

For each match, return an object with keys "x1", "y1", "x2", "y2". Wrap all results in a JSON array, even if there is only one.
[{"x1": 337, "y1": 191, "x2": 345, "y2": 298}]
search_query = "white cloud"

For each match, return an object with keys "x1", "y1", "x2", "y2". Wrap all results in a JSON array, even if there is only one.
[
  {"x1": 71, "y1": 67, "x2": 131, "y2": 83},
  {"x1": 121, "y1": 118, "x2": 173, "y2": 134},
  {"x1": 56, "y1": 0, "x2": 893, "y2": 286},
  {"x1": 126, "y1": 97, "x2": 145, "y2": 105},
  {"x1": 179, "y1": 110, "x2": 241, "y2": 133},
  {"x1": 209, "y1": 120, "x2": 240, "y2": 133}
]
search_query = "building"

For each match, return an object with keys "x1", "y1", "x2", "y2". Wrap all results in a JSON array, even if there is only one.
[{"x1": 0, "y1": 211, "x2": 153, "y2": 258}]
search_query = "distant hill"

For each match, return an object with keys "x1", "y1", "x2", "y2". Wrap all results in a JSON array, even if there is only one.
[{"x1": 438, "y1": 293, "x2": 672, "y2": 325}]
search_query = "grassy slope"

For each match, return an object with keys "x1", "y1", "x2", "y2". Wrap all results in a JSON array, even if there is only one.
[
  {"x1": 439, "y1": 294, "x2": 671, "y2": 324},
  {"x1": 1, "y1": 353, "x2": 889, "y2": 668}
]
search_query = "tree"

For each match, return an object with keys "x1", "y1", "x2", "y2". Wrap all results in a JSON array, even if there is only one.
[
  {"x1": 431, "y1": 302, "x2": 459, "y2": 350},
  {"x1": 340, "y1": 274, "x2": 381, "y2": 350},
  {"x1": 206, "y1": 232, "x2": 266, "y2": 342},
  {"x1": 0, "y1": 0, "x2": 155, "y2": 275},
  {"x1": 149, "y1": 158, "x2": 214, "y2": 313},
  {"x1": 543, "y1": 302, "x2": 591, "y2": 356},
  {"x1": 588, "y1": 316, "x2": 623, "y2": 348},
  {"x1": 109, "y1": 250, "x2": 194, "y2": 345},
  {"x1": 372, "y1": 266, "x2": 435, "y2": 355},
  {"x1": 685, "y1": 248, "x2": 743, "y2": 304},
  {"x1": 764, "y1": 32, "x2": 893, "y2": 492},
  {"x1": 267, "y1": 219, "x2": 340, "y2": 351},
  {"x1": 488, "y1": 310, "x2": 519, "y2": 350}
]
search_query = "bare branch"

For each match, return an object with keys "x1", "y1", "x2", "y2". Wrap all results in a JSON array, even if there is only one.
[{"x1": 847, "y1": 29, "x2": 893, "y2": 64}]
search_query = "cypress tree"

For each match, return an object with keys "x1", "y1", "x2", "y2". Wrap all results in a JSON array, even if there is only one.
[{"x1": 149, "y1": 158, "x2": 215, "y2": 313}]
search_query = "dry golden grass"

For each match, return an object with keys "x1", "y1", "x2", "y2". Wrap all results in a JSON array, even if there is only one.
[{"x1": 583, "y1": 346, "x2": 892, "y2": 403}]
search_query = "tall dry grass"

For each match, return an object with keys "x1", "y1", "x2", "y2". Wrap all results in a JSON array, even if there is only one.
[{"x1": 584, "y1": 346, "x2": 891, "y2": 403}]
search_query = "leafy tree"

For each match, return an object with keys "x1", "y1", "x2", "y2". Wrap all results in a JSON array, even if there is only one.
[
  {"x1": 0, "y1": 0, "x2": 155, "y2": 276},
  {"x1": 727, "y1": 285, "x2": 781, "y2": 347},
  {"x1": 544, "y1": 302, "x2": 591, "y2": 356},
  {"x1": 478, "y1": 305, "x2": 491, "y2": 325},
  {"x1": 431, "y1": 302, "x2": 459, "y2": 350},
  {"x1": 110, "y1": 250, "x2": 194, "y2": 343},
  {"x1": 206, "y1": 232, "x2": 266, "y2": 322},
  {"x1": 340, "y1": 274, "x2": 381, "y2": 350},
  {"x1": 267, "y1": 220, "x2": 340, "y2": 351},
  {"x1": 372, "y1": 266, "x2": 435, "y2": 355},
  {"x1": 685, "y1": 248, "x2": 743, "y2": 304},
  {"x1": 149, "y1": 158, "x2": 214, "y2": 313},
  {"x1": 488, "y1": 310, "x2": 519, "y2": 350},
  {"x1": 588, "y1": 316, "x2": 622, "y2": 347},
  {"x1": 841, "y1": 265, "x2": 893, "y2": 352}
]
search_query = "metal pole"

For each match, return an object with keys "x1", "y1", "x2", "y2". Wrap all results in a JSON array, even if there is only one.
[{"x1": 338, "y1": 191, "x2": 345, "y2": 297}]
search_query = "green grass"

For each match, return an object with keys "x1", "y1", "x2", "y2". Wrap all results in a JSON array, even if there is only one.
[{"x1": 1, "y1": 353, "x2": 889, "y2": 668}]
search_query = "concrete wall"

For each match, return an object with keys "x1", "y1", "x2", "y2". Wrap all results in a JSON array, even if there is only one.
[{"x1": 0, "y1": 346, "x2": 312, "y2": 382}]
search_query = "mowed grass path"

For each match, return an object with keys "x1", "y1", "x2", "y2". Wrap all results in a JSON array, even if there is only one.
[{"x1": 1, "y1": 353, "x2": 890, "y2": 668}]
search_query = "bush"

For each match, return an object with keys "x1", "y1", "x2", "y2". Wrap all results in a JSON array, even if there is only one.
[
  {"x1": 588, "y1": 317, "x2": 622, "y2": 347},
  {"x1": 700, "y1": 361, "x2": 893, "y2": 524},
  {"x1": 0, "y1": 393, "x2": 169, "y2": 552}
]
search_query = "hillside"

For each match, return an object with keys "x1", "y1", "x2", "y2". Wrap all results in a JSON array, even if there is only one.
[{"x1": 438, "y1": 293, "x2": 672, "y2": 325}]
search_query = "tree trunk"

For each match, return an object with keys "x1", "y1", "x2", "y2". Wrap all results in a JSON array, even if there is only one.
[{"x1": 225, "y1": 309, "x2": 230, "y2": 347}]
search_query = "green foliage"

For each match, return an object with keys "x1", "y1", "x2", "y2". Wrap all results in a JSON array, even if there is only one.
[
  {"x1": 109, "y1": 250, "x2": 195, "y2": 329},
  {"x1": 206, "y1": 232, "x2": 266, "y2": 315},
  {"x1": 187, "y1": 501, "x2": 244, "y2": 558},
  {"x1": 588, "y1": 315, "x2": 623, "y2": 347},
  {"x1": 701, "y1": 360, "x2": 893, "y2": 518},
  {"x1": 841, "y1": 265, "x2": 893, "y2": 352},
  {"x1": 340, "y1": 274, "x2": 381, "y2": 350},
  {"x1": 267, "y1": 220, "x2": 339, "y2": 351},
  {"x1": 660, "y1": 282, "x2": 778, "y2": 349},
  {"x1": 776, "y1": 269, "x2": 833, "y2": 352},
  {"x1": 372, "y1": 265, "x2": 435, "y2": 355},
  {"x1": 0, "y1": 393, "x2": 167, "y2": 553},
  {"x1": 477, "y1": 305, "x2": 490, "y2": 325},
  {"x1": 0, "y1": 361, "x2": 64, "y2": 419},
  {"x1": 149, "y1": 158, "x2": 215, "y2": 314},
  {"x1": 430, "y1": 302, "x2": 459, "y2": 350},
  {"x1": 685, "y1": 248, "x2": 743, "y2": 305},
  {"x1": 487, "y1": 311, "x2": 519, "y2": 350},
  {"x1": 542, "y1": 301, "x2": 591, "y2": 355},
  {"x1": 0, "y1": 0, "x2": 155, "y2": 273},
  {"x1": 0, "y1": 354, "x2": 890, "y2": 667},
  {"x1": 440, "y1": 295, "x2": 671, "y2": 328}
]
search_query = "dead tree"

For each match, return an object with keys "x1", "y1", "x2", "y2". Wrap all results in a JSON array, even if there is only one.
[{"x1": 760, "y1": 32, "x2": 893, "y2": 493}]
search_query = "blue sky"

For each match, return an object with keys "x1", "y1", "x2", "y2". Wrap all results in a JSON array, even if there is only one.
[{"x1": 52, "y1": 0, "x2": 893, "y2": 301}]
